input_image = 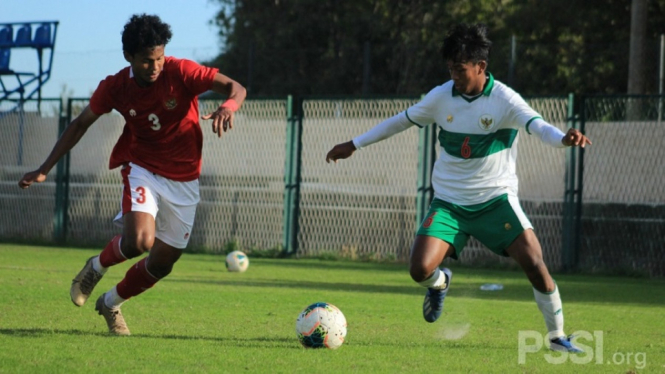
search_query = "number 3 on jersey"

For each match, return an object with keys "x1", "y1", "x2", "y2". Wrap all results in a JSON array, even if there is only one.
[
  {"x1": 148, "y1": 113, "x2": 161, "y2": 131},
  {"x1": 135, "y1": 186, "x2": 146, "y2": 204}
]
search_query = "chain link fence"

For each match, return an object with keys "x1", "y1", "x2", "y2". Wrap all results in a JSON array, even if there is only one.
[
  {"x1": 296, "y1": 96, "x2": 572, "y2": 270},
  {"x1": 1, "y1": 95, "x2": 663, "y2": 276},
  {"x1": 61, "y1": 98, "x2": 288, "y2": 252},
  {"x1": 0, "y1": 99, "x2": 61, "y2": 242},
  {"x1": 298, "y1": 98, "x2": 420, "y2": 261},
  {"x1": 580, "y1": 96, "x2": 665, "y2": 276},
  {"x1": 65, "y1": 100, "x2": 123, "y2": 245},
  {"x1": 195, "y1": 99, "x2": 287, "y2": 252}
]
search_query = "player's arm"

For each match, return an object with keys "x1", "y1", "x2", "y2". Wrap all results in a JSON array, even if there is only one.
[
  {"x1": 326, "y1": 112, "x2": 414, "y2": 163},
  {"x1": 527, "y1": 118, "x2": 591, "y2": 148},
  {"x1": 18, "y1": 105, "x2": 100, "y2": 189},
  {"x1": 202, "y1": 72, "x2": 247, "y2": 138}
]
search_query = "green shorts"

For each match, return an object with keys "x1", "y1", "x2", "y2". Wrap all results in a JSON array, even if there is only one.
[{"x1": 416, "y1": 194, "x2": 533, "y2": 259}]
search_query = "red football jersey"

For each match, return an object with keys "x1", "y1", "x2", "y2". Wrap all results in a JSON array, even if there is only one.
[{"x1": 89, "y1": 57, "x2": 218, "y2": 181}]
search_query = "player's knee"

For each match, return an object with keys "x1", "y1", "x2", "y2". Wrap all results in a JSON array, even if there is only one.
[
  {"x1": 409, "y1": 262, "x2": 431, "y2": 283},
  {"x1": 122, "y1": 233, "x2": 154, "y2": 257}
]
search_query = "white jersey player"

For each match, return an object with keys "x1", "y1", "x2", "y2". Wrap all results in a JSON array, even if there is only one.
[{"x1": 326, "y1": 23, "x2": 591, "y2": 353}]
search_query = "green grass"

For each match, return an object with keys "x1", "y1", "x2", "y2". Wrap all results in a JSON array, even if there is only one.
[{"x1": 1, "y1": 244, "x2": 663, "y2": 373}]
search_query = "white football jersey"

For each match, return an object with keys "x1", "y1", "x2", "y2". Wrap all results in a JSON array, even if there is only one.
[{"x1": 405, "y1": 74, "x2": 541, "y2": 205}]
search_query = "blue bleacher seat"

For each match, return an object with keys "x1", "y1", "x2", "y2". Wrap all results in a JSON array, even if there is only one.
[
  {"x1": 33, "y1": 23, "x2": 52, "y2": 48},
  {"x1": 0, "y1": 48, "x2": 10, "y2": 72},
  {"x1": 1, "y1": 21, "x2": 58, "y2": 102},
  {"x1": 14, "y1": 24, "x2": 32, "y2": 47},
  {"x1": 0, "y1": 25, "x2": 12, "y2": 48}
]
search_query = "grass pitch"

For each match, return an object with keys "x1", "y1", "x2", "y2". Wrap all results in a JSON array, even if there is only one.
[{"x1": 0, "y1": 244, "x2": 663, "y2": 373}]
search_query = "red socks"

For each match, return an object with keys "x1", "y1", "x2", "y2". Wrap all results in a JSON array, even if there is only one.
[
  {"x1": 100, "y1": 236, "x2": 161, "y2": 300},
  {"x1": 116, "y1": 257, "x2": 159, "y2": 300},
  {"x1": 99, "y1": 235, "x2": 127, "y2": 268}
]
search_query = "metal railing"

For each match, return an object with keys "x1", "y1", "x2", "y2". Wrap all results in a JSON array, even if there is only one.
[{"x1": 1, "y1": 94, "x2": 663, "y2": 276}]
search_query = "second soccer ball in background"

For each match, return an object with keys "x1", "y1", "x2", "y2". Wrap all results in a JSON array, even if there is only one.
[{"x1": 225, "y1": 250, "x2": 249, "y2": 272}]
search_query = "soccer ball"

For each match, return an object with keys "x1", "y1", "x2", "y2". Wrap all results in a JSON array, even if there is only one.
[
  {"x1": 225, "y1": 250, "x2": 249, "y2": 272},
  {"x1": 296, "y1": 302, "x2": 347, "y2": 349}
]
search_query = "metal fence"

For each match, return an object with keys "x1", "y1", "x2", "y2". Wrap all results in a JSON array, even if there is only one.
[
  {"x1": 0, "y1": 95, "x2": 663, "y2": 276},
  {"x1": 56, "y1": 98, "x2": 288, "y2": 251},
  {"x1": 297, "y1": 98, "x2": 421, "y2": 261},
  {"x1": 577, "y1": 96, "x2": 665, "y2": 276},
  {"x1": 0, "y1": 99, "x2": 62, "y2": 242}
]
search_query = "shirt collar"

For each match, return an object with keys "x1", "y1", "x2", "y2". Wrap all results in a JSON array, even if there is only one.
[{"x1": 452, "y1": 72, "x2": 495, "y2": 97}]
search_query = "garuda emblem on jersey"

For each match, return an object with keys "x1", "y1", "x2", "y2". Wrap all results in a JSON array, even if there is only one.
[
  {"x1": 478, "y1": 114, "x2": 495, "y2": 131},
  {"x1": 164, "y1": 97, "x2": 178, "y2": 110}
]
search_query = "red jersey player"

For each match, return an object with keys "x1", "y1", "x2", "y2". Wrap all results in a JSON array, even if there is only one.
[{"x1": 18, "y1": 14, "x2": 247, "y2": 336}]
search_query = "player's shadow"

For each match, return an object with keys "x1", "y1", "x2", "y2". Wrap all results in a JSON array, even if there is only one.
[
  {"x1": 186, "y1": 255, "x2": 409, "y2": 273},
  {"x1": 0, "y1": 328, "x2": 298, "y2": 348},
  {"x1": 0, "y1": 327, "x2": 506, "y2": 350},
  {"x1": 166, "y1": 274, "x2": 665, "y2": 306},
  {"x1": 169, "y1": 276, "x2": 419, "y2": 296},
  {"x1": 176, "y1": 255, "x2": 665, "y2": 306}
]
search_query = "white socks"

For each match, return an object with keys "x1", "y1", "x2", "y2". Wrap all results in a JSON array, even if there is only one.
[
  {"x1": 533, "y1": 285, "x2": 565, "y2": 340},
  {"x1": 418, "y1": 268, "x2": 448, "y2": 290},
  {"x1": 92, "y1": 256, "x2": 108, "y2": 274},
  {"x1": 104, "y1": 286, "x2": 127, "y2": 309}
]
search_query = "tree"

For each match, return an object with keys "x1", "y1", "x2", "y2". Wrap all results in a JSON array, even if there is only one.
[
  {"x1": 628, "y1": 0, "x2": 648, "y2": 94},
  {"x1": 206, "y1": 0, "x2": 665, "y2": 96},
  {"x1": 207, "y1": 0, "x2": 518, "y2": 96}
]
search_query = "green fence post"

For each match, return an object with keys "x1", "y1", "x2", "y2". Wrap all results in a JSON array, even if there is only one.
[
  {"x1": 561, "y1": 93, "x2": 585, "y2": 271},
  {"x1": 416, "y1": 119, "x2": 436, "y2": 226},
  {"x1": 562, "y1": 93, "x2": 575, "y2": 270},
  {"x1": 574, "y1": 95, "x2": 587, "y2": 265},
  {"x1": 282, "y1": 95, "x2": 303, "y2": 255},
  {"x1": 53, "y1": 98, "x2": 71, "y2": 244}
]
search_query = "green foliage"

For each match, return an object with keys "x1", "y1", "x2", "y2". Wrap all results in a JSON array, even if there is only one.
[
  {"x1": 206, "y1": 0, "x2": 665, "y2": 96},
  {"x1": 207, "y1": 0, "x2": 515, "y2": 96},
  {"x1": 1, "y1": 244, "x2": 664, "y2": 373},
  {"x1": 506, "y1": 0, "x2": 634, "y2": 95}
]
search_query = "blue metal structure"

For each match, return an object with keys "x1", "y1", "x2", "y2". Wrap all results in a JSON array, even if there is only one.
[
  {"x1": 0, "y1": 21, "x2": 59, "y2": 103},
  {"x1": 0, "y1": 21, "x2": 58, "y2": 165}
]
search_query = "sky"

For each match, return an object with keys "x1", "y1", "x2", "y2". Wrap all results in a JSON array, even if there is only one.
[{"x1": 1, "y1": 0, "x2": 223, "y2": 98}]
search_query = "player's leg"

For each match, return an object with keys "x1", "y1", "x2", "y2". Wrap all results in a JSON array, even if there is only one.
[
  {"x1": 99, "y1": 237, "x2": 180, "y2": 313},
  {"x1": 94, "y1": 210, "x2": 156, "y2": 336},
  {"x1": 410, "y1": 235, "x2": 456, "y2": 323},
  {"x1": 96, "y1": 174, "x2": 197, "y2": 335},
  {"x1": 505, "y1": 229, "x2": 554, "y2": 292},
  {"x1": 467, "y1": 194, "x2": 581, "y2": 352},
  {"x1": 70, "y1": 165, "x2": 156, "y2": 307},
  {"x1": 506, "y1": 229, "x2": 582, "y2": 353},
  {"x1": 412, "y1": 199, "x2": 468, "y2": 323},
  {"x1": 410, "y1": 235, "x2": 455, "y2": 285}
]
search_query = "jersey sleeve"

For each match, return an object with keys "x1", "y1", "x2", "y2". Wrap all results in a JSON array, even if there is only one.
[
  {"x1": 176, "y1": 58, "x2": 219, "y2": 96},
  {"x1": 506, "y1": 92, "x2": 542, "y2": 128},
  {"x1": 352, "y1": 112, "x2": 414, "y2": 149},
  {"x1": 89, "y1": 78, "x2": 114, "y2": 115},
  {"x1": 404, "y1": 86, "x2": 442, "y2": 128}
]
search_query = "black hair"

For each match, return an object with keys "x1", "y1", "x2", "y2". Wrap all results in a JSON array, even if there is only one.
[
  {"x1": 441, "y1": 23, "x2": 492, "y2": 64},
  {"x1": 122, "y1": 14, "x2": 172, "y2": 55}
]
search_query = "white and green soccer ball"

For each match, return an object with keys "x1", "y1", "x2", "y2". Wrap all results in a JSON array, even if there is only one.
[
  {"x1": 296, "y1": 302, "x2": 347, "y2": 349},
  {"x1": 225, "y1": 250, "x2": 249, "y2": 272}
]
